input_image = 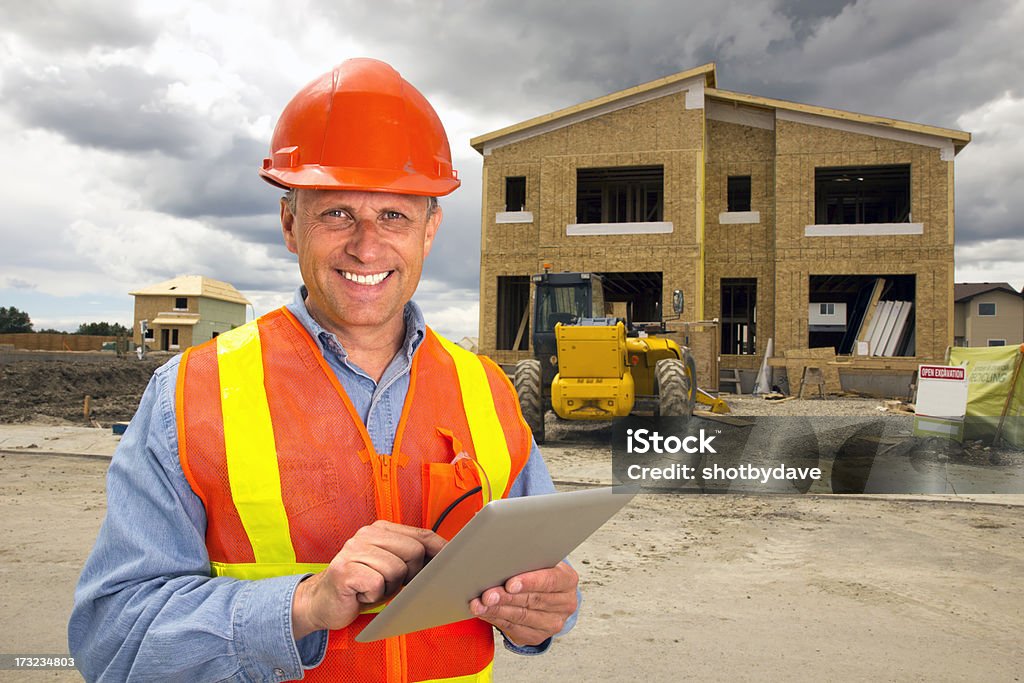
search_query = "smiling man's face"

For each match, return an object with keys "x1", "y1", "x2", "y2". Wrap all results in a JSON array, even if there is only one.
[{"x1": 281, "y1": 188, "x2": 441, "y2": 340}]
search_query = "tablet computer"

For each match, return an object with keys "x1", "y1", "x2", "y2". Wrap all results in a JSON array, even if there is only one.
[{"x1": 355, "y1": 486, "x2": 635, "y2": 642}]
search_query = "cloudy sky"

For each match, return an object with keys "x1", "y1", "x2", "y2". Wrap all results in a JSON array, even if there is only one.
[{"x1": 1, "y1": 0, "x2": 1021, "y2": 340}]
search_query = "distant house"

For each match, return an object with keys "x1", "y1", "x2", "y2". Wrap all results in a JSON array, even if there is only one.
[
  {"x1": 953, "y1": 282, "x2": 1023, "y2": 347},
  {"x1": 456, "y1": 336, "x2": 479, "y2": 353},
  {"x1": 130, "y1": 275, "x2": 250, "y2": 351}
]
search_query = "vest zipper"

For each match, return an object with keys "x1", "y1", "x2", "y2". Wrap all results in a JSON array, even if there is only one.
[{"x1": 376, "y1": 452, "x2": 407, "y2": 682}]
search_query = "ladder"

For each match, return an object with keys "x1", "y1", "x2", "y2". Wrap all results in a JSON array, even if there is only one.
[{"x1": 719, "y1": 368, "x2": 742, "y2": 394}]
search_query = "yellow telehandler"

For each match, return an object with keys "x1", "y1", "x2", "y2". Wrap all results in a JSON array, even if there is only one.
[{"x1": 513, "y1": 272, "x2": 696, "y2": 443}]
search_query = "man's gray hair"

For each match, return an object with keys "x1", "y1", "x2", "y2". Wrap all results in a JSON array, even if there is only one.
[{"x1": 283, "y1": 188, "x2": 438, "y2": 217}]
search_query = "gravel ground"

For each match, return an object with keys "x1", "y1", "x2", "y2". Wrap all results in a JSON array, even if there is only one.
[{"x1": 721, "y1": 393, "x2": 912, "y2": 417}]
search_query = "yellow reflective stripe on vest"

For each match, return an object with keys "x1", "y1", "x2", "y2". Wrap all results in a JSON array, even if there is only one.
[
  {"x1": 211, "y1": 561, "x2": 328, "y2": 580},
  {"x1": 434, "y1": 335, "x2": 511, "y2": 503},
  {"x1": 210, "y1": 562, "x2": 388, "y2": 614},
  {"x1": 419, "y1": 661, "x2": 493, "y2": 683},
  {"x1": 216, "y1": 322, "x2": 296, "y2": 565}
]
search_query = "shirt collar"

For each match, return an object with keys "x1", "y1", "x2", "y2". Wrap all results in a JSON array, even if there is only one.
[{"x1": 285, "y1": 285, "x2": 426, "y2": 365}]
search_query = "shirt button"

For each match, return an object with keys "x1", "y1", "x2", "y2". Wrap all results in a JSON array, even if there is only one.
[{"x1": 273, "y1": 668, "x2": 285, "y2": 677}]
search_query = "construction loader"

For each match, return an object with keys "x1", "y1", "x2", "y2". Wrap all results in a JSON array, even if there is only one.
[{"x1": 513, "y1": 271, "x2": 697, "y2": 443}]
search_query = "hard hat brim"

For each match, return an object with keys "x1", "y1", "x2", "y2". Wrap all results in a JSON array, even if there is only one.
[{"x1": 259, "y1": 164, "x2": 460, "y2": 197}]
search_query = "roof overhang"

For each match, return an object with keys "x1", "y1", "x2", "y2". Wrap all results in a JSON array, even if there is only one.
[
  {"x1": 151, "y1": 315, "x2": 200, "y2": 326},
  {"x1": 706, "y1": 88, "x2": 971, "y2": 156}
]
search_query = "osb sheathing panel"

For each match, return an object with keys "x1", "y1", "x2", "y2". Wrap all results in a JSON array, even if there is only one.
[
  {"x1": 774, "y1": 119, "x2": 951, "y2": 250},
  {"x1": 539, "y1": 150, "x2": 698, "y2": 248},
  {"x1": 478, "y1": 93, "x2": 707, "y2": 359},
  {"x1": 701, "y1": 119, "x2": 776, "y2": 366},
  {"x1": 484, "y1": 92, "x2": 702, "y2": 164},
  {"x1": 705, "y1": 119, "x2": 776, "y2": 267},
  {"x1": 771, "y1": 119, "x2": 954, "y2": 362},
  {"x1": 480, "y1": 161, "x2": 541, "y2": 255}
]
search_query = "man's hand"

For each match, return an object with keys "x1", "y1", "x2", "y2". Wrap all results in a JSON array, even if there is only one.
[
  {"x1": 469, "y1": 561, "x2": 579, "y2": 647},
  {"x1": 291, "y1": 521, "x2": 446, "y2": 640}
]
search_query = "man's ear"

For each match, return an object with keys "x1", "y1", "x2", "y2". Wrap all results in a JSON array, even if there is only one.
[
  {"x1": 281, "y1": 196, "x2": 298, "y2": 254},
  {"x1": 422, "y1": 204, "x2": 441, "y2": 258}
]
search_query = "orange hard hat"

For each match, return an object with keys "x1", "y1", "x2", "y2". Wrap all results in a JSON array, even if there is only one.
[{"x1": 259, "y1": 58, "x2": 460, "y2": 196}]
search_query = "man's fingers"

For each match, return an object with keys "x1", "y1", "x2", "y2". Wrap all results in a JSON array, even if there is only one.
[
  {"x1": 505, "y1": 561, "x2": 578, "y2": 595},
  {"x1": 341, "y1": 562, "x2": 389, "y2": 604},
  {"x1": 476, "y1": 586, "x2": 577, "y2": 614},
  {"x1": 469, "y1": 599, "x2": 568, "y2": 645},
  {"x1": 346, "y1": 523, "x2": 447, "y2": 580},
  {"x1": 468, "y1": 562, "x2": 578, "y2": 647},
  {"x1": 366, "y1": 520, "x2": 447, "y2": 558},
  {"x1": 468, "y1": 589, "x2": 577, "y2": 618}
]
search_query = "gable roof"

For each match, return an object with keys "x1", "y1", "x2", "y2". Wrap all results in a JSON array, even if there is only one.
[
  {"x1": 129, "y1": 275, "x2": 250, "y2": 305},
  {"x1": 471, "y1": 63, "x2": 970, "y2": 155},
  {"x1": 470, "y1": 63, "x2": 717, "y2": 153},
  {"x1": 954, "y1": 282, "x2": 1020, "y2": 302}
]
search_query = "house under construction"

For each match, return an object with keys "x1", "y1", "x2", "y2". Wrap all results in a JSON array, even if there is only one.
[{"x1": 471, "y1": 63, "x2": 971, "y2": 393}]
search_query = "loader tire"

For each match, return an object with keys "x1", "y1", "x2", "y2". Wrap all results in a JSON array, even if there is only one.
[
  {"x1": 514, "y1": 359, "x2": 545, "y2": 444},
  {"x1": 656, "y1": 355, "x2": 696, "y2": 420}
]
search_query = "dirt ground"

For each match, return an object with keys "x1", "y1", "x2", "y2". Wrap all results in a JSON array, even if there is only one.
[
  {"x1": 0, "y1": 357, "x2": 161, "y2": 425},
  {"x1": 1, "y1": 446, "x2": 1021, "y2": 681},
  {"x1": 1, "y1": 358, "x2": 1022, "y2": 681}
]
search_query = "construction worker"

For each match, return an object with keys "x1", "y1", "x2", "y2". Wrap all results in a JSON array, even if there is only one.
[{"x1": 69, "y1": 58, "x2": 578, "y2": 681}]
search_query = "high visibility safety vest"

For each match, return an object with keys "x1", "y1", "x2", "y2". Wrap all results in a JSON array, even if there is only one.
[{"x1": 175, "y1": 307, "x2": 532, "y2": 682}]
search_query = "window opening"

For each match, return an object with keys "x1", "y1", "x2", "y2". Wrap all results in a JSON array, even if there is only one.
[
  {"x1": 505, "y1": 177, "x2": 526, "y2": 212},
  {"x1": 727, "y1": 175, "x2": 751, "y2": 212},
  {"x1": 577, "y1": 166, "x2": 663, "y2": 223},
  {"x1": 815, "y1": 165, "x2": 910, "y2": 224},
  {"x1": 978, "y1": 302, "x2": 996, "y2": 316}
]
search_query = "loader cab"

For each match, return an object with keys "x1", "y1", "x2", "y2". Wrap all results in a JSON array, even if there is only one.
[{"x1": 531, "y1": 272, "x2": 605, "y2": 388}]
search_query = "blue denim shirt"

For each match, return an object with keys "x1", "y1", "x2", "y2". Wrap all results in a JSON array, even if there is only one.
[{"x1": 69, "y1": 289, "x2": 574, "y2": 682}]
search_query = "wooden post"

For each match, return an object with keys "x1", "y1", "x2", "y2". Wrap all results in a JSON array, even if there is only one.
[{"x1": 83, "y1": 395, "x2": 92, "y2": 420}]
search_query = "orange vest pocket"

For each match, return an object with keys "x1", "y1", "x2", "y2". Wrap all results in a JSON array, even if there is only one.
[{"x1": 423, "y1": 459, "x2": 484, "y2": 540}]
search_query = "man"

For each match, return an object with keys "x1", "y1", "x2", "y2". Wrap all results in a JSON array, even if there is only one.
[{"x1": 69, "y1": 58, "x2": 578, "y2": 682}]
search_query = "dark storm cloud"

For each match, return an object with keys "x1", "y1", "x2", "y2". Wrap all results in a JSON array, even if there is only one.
[
  {"x1": 146, "y1": 136, "x2": 276, "y2": 219},
  {"x1": 3, "y1": 64, "x2": 202, "y2": 156},
  {"x1": 745, "y1": 0, "x2": 1022, "y2": 127},
  {"x1": 0, "y1": 1, "x2": 157, "y2": 51},
  {"x1": 776, "y1": 0, "x2": 857, "y2": 40},
  {"x1": 318, "y1": 0, "x2": 1015, "y2": 133}
]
